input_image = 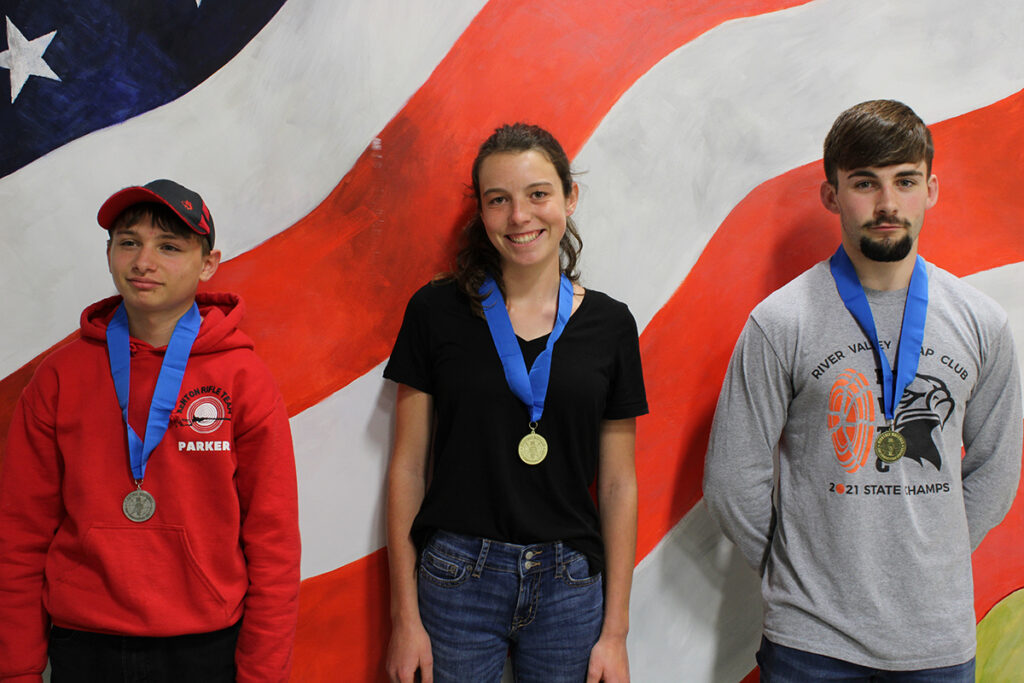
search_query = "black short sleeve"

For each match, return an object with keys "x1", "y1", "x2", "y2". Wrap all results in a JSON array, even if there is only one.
[
  {"x1": 604, "y1": 301, "x2": 648, "y2": 420},
  {"x1": 383, "y1": 285, "x2": 435, "y2": 394}
]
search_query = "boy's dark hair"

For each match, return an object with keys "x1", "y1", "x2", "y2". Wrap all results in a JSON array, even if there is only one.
[
  {"x1": 111, "y1": 203, "x2": 212, "y2": 256},
  {"x1": 823, "y1": 100, "x2": 934, "y2": 187},
  {"x1": 452, "y1": 123, "x2": 582, "y2": 315}
]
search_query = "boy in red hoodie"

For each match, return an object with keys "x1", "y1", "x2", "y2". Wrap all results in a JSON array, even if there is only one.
[{"x1": 0, "y1": 180, "x2": 301, "y2": 682}]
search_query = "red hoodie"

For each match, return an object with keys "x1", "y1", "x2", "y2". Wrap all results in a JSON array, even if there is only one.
[{"x1": 0, "y1": 293, "x2": 300, "y2": 682}]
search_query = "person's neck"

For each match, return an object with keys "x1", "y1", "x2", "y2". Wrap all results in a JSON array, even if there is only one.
[
  {"x1": 499, "y1": 262, "x2": 563, "y2": 341},
  {"x1": 125, "y1": 302, "x2": 196, "y2": 348},
  {"x1": 501, "y1": 262, "x2": 561, "y2": 309},
  {"x1": 843, "y1": 244, "x2": 917, "y2": 292}
]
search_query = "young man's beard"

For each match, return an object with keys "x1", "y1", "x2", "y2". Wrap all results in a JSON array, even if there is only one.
[{"x1": 860, "y1": 233, "x2": 913, "y2": 262}]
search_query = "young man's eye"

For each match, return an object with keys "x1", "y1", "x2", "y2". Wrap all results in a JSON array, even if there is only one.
[
  {"x1": 531, "y1": 191, "x2": 549, "y2": 200},
  {"x1": 160, "y1": 244, "x2": 182, "y2": 252}
]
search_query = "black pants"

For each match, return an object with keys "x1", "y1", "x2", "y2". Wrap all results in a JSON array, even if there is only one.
[{"x1": 48, "y1": 620, "x2": 240, "y2": 683}]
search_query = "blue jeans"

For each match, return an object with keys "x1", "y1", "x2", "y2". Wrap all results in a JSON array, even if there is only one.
[
  {"x1": 757, "y1": 636, "x2": 975, "y2": 682},
  {"x1": 417, "y1": 530, "x2": 604, "y2": 683},
  {"x1": 48, "y1": 621, "x2": 240, "y2": 683}
]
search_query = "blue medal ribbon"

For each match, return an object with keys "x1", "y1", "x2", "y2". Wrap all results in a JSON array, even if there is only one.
[
  {"x1": 829, "y1": 246, "x2": 928, "y2": 423},
  {"x1": 106, "y1": 302, "x2": 201, "y2": 481},
  {"x1": 479, "y1": 273, "x2": 573, "y2": 424}
]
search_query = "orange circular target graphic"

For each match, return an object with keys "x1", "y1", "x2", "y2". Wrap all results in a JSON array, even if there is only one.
[{"x1": 827, "y1": 368, "x2": 876, "y2": 473}]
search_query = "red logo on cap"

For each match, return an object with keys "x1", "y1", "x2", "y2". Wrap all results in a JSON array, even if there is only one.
[{"x1": 181, "y1": 200, "x2": 193, "y2": 211}]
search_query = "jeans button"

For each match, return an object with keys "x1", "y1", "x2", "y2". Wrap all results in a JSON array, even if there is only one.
[{"x1": 525, "y1": 551, "x2": 536, "y2": 560}]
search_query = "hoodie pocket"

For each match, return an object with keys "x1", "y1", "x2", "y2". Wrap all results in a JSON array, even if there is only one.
[{"x1": 48, "y1": 523, "x2": 230, "y2": 629}]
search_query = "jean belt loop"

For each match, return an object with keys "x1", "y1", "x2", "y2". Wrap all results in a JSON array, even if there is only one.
[
  {"x1": 554, "y1": 540, "x2": 565, "y2": 578},
  {"x1": 472, "y1": 538, "x2": 490, "y2": 578}
]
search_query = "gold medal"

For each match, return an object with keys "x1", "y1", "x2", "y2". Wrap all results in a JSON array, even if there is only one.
[
  {"x1": 123, "y1": 487, "x2": 156, "y2": 523},
  {"x1": 874, "y1": 428, "x2": 906, "y2": 463},
  {"x1": 518, "y1": 423, "x2": 548, "y2": 465}
]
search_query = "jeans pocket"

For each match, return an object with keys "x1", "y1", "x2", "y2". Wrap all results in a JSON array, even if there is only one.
[
  {"x1": 560, "y1": 552, "x2": 602, "y2": 587},
  {"x1": 418, "y1": 547, "x2": 470, "y2": 588}
]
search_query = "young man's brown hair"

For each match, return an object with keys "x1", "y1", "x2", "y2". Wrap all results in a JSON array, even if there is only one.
[{"x1": 823, "y1": 99, "x2": 934, "y2": 187}]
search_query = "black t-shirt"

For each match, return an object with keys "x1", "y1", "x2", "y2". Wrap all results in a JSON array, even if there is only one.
[{"x1": 384, "y1": 279, "x2": 648, "y2": 571}]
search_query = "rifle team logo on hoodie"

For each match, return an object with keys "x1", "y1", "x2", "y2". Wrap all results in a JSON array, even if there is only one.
[{"x1": 172, "y1": 385, "x2": 232, "y2": 435}]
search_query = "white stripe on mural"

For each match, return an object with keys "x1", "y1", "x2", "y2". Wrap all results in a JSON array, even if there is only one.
[
  {"x1": 965, "y1": 262, "x2": 1024, "y2": 396},
  {"x1": 574, "y1": 0, "x2": 1024, "y2": 330},
  {"x1": 0, "y1": 0, "x2": 488, "y2": 376},
  {"x1": 293, "y1": 362, "x2": 394, "y2": 579},
  {"x1": 628, "y1": 501, "x2": 761, "y2": 681}
]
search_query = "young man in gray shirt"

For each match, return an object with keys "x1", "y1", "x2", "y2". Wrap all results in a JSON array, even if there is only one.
[{"x1": 703, "y1": 100, "x2": 1022, "y2": 680}]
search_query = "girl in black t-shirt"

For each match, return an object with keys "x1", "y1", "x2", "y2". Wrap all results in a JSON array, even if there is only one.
[{"x1": 384, "y1": 123, "x2": 647, "y2": 683}]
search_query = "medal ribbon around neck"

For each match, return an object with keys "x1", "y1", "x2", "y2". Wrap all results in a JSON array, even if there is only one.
[
  {"x1": 480, "y1": 273, "x2": 573, "y2": 463},
  {"x1": 106, "y1": 302, "x2": 201, "y2": 482},
  {"x1": 829, "y1": 245, "x2": 928, "y2": 427}
]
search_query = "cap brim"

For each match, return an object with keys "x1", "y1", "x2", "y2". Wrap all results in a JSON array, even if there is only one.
[
  {"x1": 97, "y1": 186, "x2": 211, "y2": 240},
  {"x1": 97, "y1": 187, "x2": 172, "y2": 229}
]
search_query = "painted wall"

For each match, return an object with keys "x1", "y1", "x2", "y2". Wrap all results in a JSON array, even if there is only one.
[{"x1": 2, "y1": 1, "x2": 1023, "y2": 680}]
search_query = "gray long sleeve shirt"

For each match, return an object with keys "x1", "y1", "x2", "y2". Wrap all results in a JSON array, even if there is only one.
[{"x1": 703, "y1": 258, "x2": 1022, "y2": 670}]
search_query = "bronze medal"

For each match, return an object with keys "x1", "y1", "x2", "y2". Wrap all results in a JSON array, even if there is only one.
[
  {"x1": 874, "y1": 429, "x2": 906, "y2": 463},
  {"x1": 518, "y1": 426, "x2": 548, "y2": 465},
  {"x1": 123, "y1": 488, "x2": 156, "y2": 523}
]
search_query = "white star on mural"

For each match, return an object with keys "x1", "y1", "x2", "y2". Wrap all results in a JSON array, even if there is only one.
[{"x1": 0, "y1": 16, "x2": 61, "y2": 104}]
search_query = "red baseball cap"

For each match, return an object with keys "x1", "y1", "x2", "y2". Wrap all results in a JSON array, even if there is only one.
[{"x1": 97, "y1": 179, "x2": 215, "y2": 248}]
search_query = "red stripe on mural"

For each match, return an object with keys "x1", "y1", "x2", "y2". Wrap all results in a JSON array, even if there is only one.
[
  {"x1": 291, "y1": 549, "x2": 390, "y2": 682},
  {"x1": 974, "y1": 460, "x2": 1024, "y2": 621}
]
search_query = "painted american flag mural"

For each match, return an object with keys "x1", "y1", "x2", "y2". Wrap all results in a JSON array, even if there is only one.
[{"x1": 2, "y1": 0, "x2": 1023, "y2": 680}]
